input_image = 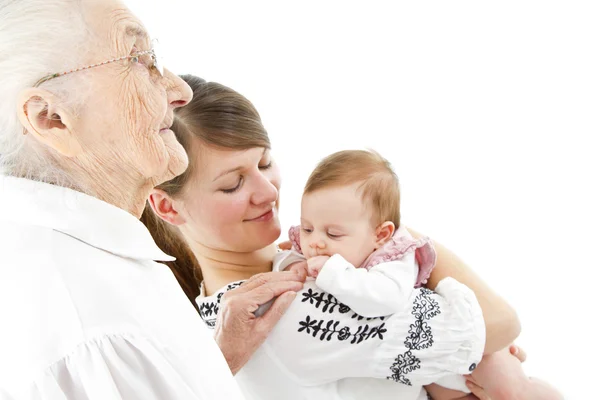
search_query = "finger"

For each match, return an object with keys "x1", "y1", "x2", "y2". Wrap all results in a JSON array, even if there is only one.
[
  {"x1": 464, "y1": 374, "x2": 480, "y2": 387},
  {"x1": 291, "y1": 265, "x2": 308, "y2": 281},
  {"x1": 465, "y1": 380, "x2": 491, "y2": 400},
  {"x1": 307, "y1": 265, "x2": 319, "y2": 278},
  {"x1": 509, "y1": 344, "x2": 527, "y2": 363},
  {"x1": 246, "y1": 280, "x2": 304, "y2": 306},
  {"x1": 236, "y1": 272, "x2": 304, "y2": 294},
  {"x1": 257, "y1": 291, "x2": 297, "y2": 333},
  {"x1": 278, "y1": 240, "x2": 292, "y2": 250}
]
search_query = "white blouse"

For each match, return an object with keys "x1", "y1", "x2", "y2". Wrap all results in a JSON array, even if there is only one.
[
  {"x1": 197, "y1": 273, "x2": 486, "y2": 399},
  {"x1": 0, "y1": 176, "x2": 244, "y2": 399}
]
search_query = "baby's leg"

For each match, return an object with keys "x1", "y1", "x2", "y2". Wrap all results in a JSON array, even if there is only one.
[
  {"x1": 523, "y1": 378, "x2": 563, "y2": 400},
  {"x1": 425, "y1": 384, "x2": 474, "y2": 400},
  {"x1": 469, "y1": 348, "x2": 563, "y2": 400}
]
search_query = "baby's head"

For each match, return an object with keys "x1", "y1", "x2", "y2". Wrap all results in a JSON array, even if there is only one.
[{"x1": 299, "y1": 150, "x2": 400, "y2": 267}]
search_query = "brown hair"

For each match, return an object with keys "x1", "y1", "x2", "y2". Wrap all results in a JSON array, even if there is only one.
[
  {"x1": 140, "y1": 75, "x2": 271, "y2": 312},
  {"x1": 304, "y1": 149, "x2": 401, "y2": 229}
]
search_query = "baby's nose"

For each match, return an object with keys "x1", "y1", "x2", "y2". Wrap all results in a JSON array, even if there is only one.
[{"x1": 310, "y1": 239, "x2": 326, "y2": 249}]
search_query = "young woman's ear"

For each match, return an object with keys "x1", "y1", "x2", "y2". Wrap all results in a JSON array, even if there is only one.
[
  {"x1": 148, "y1": 189, "x2": 186, "y2": 226},
  {"x1": 17, "y1": 88, "x2": 82, "y2": 157},
  {"x1": 375, "y1": 221, "x2": 395, "y2": 249}
]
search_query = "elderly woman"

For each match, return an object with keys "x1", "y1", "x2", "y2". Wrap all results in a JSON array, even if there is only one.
[
  {"x1": 0, "y1": 1, "x2": 303, "y2": 398},
  {"x1": 142, "y1": 75, "x2": 530, "y2": 400}
]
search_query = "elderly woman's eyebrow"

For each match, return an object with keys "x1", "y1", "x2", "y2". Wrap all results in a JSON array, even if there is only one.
[{"x1": 125, "y1": 25, "x2": 149, "y2": 41}]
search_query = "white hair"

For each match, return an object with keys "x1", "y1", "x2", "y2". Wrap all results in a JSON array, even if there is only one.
[{"x1": 0, "y1": 0, "x2": 89, "y2": 184}]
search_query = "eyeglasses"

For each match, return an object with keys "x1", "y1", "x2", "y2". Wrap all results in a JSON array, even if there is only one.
[{"x1": 33, "y1": 40, "x2": 164, "y2": 88}]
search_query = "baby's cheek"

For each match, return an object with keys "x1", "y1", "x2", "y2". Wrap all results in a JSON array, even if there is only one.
[
  {"x1": 298, "y1": 236, "x2": 309, "y2": 255},
  {"x1": 345, "y1": 242, "x2": 369, "y2": 267}
]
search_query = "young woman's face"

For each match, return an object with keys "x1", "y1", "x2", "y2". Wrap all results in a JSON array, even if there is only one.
[{"x1": 177, "y1": 145, "x2": 282, "y2": 252}]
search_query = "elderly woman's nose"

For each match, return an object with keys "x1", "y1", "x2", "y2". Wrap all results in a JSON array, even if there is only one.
[{"x1": 164, "y1": 68, "x2": 193, "y2": 109}]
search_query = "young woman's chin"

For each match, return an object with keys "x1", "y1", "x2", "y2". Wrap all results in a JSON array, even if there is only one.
[
  {"x1": 260, "y1": 220, "x2": 282, "y2": 248},
  {"x1": 246, "y1": 216, "x2": 282, "y2": 251}
]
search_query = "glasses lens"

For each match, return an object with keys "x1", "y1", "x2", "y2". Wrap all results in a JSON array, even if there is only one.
[{"x1": 152, "y1": 39, "x2": 164, "y2": 76}]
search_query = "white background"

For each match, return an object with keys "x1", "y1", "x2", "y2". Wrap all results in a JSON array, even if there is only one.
[{"x1": 128, "y1": 1, "x2": 599, "y2": 397}]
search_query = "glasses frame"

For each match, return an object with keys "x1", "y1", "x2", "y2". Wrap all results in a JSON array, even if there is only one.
[{"x1": 33, "y1": 42, "x2": 163, "y2": 88}]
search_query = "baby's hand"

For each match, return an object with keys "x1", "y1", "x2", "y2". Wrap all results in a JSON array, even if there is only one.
[
  {"x1": 284, "y1": 261, "x2": 309, "y2": 280},
  {"x1": 307, "y1": 256, "x2": 330, "y2": 278}
]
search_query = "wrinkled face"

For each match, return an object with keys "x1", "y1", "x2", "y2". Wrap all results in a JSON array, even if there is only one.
[
  {"x1": 300, "y1": 184, "x2": 378, "y2": 267},
  {"x1": 73, "y1": 0, "x2": 192, "y2": 185},
  {"x1": 177, "y1": 145, "x2": 282, "y2": 252}
]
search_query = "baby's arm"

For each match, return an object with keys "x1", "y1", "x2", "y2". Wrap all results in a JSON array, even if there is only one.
[{"x1": 314, "y1": 253, "x2": 418, "y2": 318}]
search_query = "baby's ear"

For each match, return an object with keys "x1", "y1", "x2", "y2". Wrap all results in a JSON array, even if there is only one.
[{"x1": 375, "y1": 221, "x2": 395, "y2": 248}]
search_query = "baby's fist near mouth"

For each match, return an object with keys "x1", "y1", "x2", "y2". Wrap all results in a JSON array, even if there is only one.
[
  {"x1": 285, "y1": 261, "x2": 309, "y2": 281},
  {"x1": 307, "y1": 256, "x2": 330, "y2": 278}
]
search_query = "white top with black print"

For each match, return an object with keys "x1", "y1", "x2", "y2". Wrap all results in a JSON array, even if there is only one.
[{"x1": 197, "y1": 273, "x2": 485, "y2": 400}]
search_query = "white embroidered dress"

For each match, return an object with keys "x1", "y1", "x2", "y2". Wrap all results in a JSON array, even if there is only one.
[{"x1": 197, "y1": 265, "x2": 486, "y2": 400}]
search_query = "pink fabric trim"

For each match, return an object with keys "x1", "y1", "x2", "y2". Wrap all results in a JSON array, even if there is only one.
[
  {"x1": 359, "y1": 229, "x2": 437, "y2": 287},
  {"x1": 287, "y1": 225, "x2": 436, "y2": 287},
  {"x1": 288, "y1": 225, "x2": 302, "y2": 253}
]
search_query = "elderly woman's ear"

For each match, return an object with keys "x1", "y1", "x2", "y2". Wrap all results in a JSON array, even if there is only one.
[{"x1": 17, "y1": 87, "x2": 82, "y2": 157}]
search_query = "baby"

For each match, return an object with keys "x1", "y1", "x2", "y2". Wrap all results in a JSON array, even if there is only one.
[{"x1": 274, "y1": 149, "x2": 563, "y2": 400}]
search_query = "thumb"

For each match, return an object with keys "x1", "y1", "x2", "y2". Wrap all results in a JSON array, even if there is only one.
[
  {"x1": 509, "y1": 344, "x2": 527, "y2": 363},
  {"x1": 291, "y1": 264, "x2": 308, "y2": 281},
  {"x1": 466, "y1": 380, "x2": 492, "y2": 400},
  {"x1": 278, "y1": 240, "x2": 292, "y2": 250},
  {"x1": 259, "y1": 291, "x2": 297, "y2": 329}
]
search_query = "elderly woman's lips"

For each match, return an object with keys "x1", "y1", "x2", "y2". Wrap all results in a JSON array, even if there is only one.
[
  {"x1": 245, "y1": 209, "x2": 274, "y2": 222},
  {"x1": 159, "y1": 128, "x2": 172, "y2": 134}
]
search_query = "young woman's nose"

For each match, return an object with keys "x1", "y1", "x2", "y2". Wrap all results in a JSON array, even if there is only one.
[{"x1": 250, "y1": 173, "x2": 278, "y2": 206}]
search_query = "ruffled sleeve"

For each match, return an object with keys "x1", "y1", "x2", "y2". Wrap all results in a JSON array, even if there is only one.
[{"x1": 21, "y1": 334, "x2": 218, "y2": 400}]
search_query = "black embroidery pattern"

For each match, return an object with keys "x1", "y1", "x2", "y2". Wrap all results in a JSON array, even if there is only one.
[
  {"x1": 388, "y1": 288, "x2": 440, "y2": 386},
  {"x1": 198, "y1": 281, "x2": 244, "y2": 328},
  {"x1": 198, "y1": 302, "x2": 218, "y2": 328},
  {"x1": 298, "y1": 316, "x2": 387, "y2": 344},
  {"x1": 301, "y1": 288, "x2": 385, "y2": 321},
  {"x1": 297, "y1": 288, "x2": 387, "y2": 344}
]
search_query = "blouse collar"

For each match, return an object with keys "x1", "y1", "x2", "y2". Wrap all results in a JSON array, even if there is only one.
[{"x1": 0, "y1": 176, "x2": 174, "y2": 261}]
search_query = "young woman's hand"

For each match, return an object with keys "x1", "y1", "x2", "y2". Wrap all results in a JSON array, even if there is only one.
[
  {"x1": 465, "y1": 380, "x2": 492, "y2": 400},
  {"x1": 277, "y1": 240, "x2": 292, "y2": 251},
  {"x1": 509, "y1": 343, "x2": 527, "y2": 362}
]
